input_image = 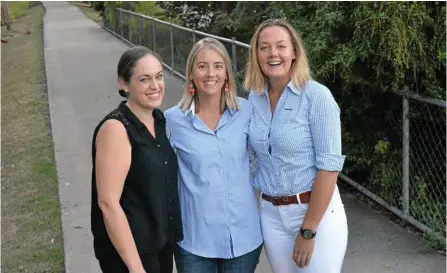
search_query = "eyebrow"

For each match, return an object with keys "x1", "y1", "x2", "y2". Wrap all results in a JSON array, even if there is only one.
[
  {"x1": 138, "y1": 71, "x2": 163, "y2": 79},
  {"x1": 259, "y1": 40, "x2": 287, "y2": 44},
  {"x1": 197, "y1": 61, "x2": 224, "y2": 65}
]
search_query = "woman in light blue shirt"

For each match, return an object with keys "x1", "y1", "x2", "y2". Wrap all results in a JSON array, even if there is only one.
[
  {"x1": 245, "y1": 19, "x2": 348, "y2": 273},
  {"x1": 165, "y1": 37, "x2": 263, "y2": 273}
]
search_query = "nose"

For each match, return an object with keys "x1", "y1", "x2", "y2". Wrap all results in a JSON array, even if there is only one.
[
  {"x1": 206, "y1": 66, "x2": 216, "y2": 77},
  {"x1": 148, "y1": 78, "x2": 159, "y2": 90},
  {"x1": 269, "y1": 47, "x2": 278, "y2": 57}
]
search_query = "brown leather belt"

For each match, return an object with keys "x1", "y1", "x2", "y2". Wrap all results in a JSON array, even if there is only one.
[{"x1": 262, "y1": 191, "x2": 311, "y2": 206}]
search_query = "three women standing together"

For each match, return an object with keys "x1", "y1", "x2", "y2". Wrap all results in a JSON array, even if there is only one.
[{"x1": 91, "y1": 19, "x2": 348, "y2": 273}]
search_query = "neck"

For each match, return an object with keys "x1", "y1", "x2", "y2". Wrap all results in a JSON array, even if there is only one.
[
  {"x1": 196, "y1": 92, "x2": 222, "y2": 115},
  {"x1": 268, "y1": 74, "x2": 291, "y2": 94},
  {"x1": 126, "y1": 100, "x2": 154, "y2": 125}
]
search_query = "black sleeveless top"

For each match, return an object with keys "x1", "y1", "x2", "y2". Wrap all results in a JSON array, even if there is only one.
[{"x1": 91, "y1": 101, "x2": 183, "y2": 259}]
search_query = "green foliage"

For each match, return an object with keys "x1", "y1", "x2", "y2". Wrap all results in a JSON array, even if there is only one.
[{"x1": 105, "y1": 1, "x2": 446, "y2": 236}]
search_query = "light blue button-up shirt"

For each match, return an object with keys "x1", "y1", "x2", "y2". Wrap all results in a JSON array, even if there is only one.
[
  {"x1": 165, "y1": 97, "x2": 263, "y2": 259},
  {"x1": 248, "y1": 80, "x2": 346, "y2": 197}
]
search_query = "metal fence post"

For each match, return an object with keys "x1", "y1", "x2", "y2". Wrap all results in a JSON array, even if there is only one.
[
  {"x1": 231, "y1": 37, "x2": 237, "y2": 75},
  {"x1": 2, "y1": 2, "x2": 12, "y2": 31},
  {"x1": 152, "y1": 19, "x2": 156, "y2": 51},
  {"x1": 402, "y1": 95, "x2": 410, "y2": 216},
  {"x1": 119, "y1": 9, "x2": 123, "y2": 37},
  {"x1": 192, "y1": 29, "x2": 196, "y2": 44},
  {"x1": 170, "y1": 24, "x2": 174, "y2": 72},
  {"x1": 128, "y1": 15, "x2": 132, "y2": 43},
  {"x1": 138, "y1": 16, "x2": 142, "y2": 45}
]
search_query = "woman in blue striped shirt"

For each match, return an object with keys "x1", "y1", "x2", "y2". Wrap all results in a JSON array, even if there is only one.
[
  {"x1": 165, "y1": 38, "x2": 263, "y2": 273},
  {"x1": 245, "y1": 19, "x2": 348, "y2": 273}
]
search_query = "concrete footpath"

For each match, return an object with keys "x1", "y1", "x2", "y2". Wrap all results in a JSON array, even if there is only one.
[{"x1": 43, "y1": 2, "x2": 445, "y2": 273}]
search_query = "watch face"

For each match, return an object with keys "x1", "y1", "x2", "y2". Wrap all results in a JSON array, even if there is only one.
[{"x1": 303, "y1": 229, "x2": 313, "y2": 239}]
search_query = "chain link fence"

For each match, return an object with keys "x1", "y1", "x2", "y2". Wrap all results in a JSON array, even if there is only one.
[
  {"x1": 103, "y1": 7, "x2": 446, "y2": 241},
  {"x1": 407, "y1": 96, "x2": 446, "y2": 235}
]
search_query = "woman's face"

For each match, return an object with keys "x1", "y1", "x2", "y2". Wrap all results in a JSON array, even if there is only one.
[
  {"x1": 191, "y1": 48, "x2": 227, "y2": 97},
  {"x1": 122, "y1": 54, "x2": 165, "y2": 110},
  {"x1": 257, "y1": 26, "x2": 296, "y2": 81}
]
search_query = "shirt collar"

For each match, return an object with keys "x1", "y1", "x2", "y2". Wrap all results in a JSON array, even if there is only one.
[
  {"x1": 262, "y1": 80, "x2": 301, "y2": 96},
  {"x1": 184, "y1": 100, "x2": 237, "y2": 117},
  {"x1": 185, "y1": 100, "x2": 196, "y2": 117},
  {"x1": 118, "y1": 101, "x2": 164, "y2": 129}
]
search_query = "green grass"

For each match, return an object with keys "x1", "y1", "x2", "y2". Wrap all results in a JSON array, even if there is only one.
[
  {"x1": 1, "y1": 1, "x2": 30, "y2": 26},
  {"x1": 1, "y1": 2, "x2": 65, "y2": 272}
]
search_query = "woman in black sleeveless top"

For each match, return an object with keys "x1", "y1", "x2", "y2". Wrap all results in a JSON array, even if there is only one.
[{"x1": 91, "y1": 46, "x2": 183, "y2": 273}]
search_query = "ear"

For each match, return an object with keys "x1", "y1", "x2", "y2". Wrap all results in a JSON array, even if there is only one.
[{"x1": 118, "y1": 78, "x2": 129, "y2": 91}]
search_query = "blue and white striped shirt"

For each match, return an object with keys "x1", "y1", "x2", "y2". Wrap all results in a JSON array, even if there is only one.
[
  {"x1": 248, "y1": 80, "x2": 345, "y2": 197},
  {"x1": 165, "y1": 98, "x2": 263, "y2": 259}
]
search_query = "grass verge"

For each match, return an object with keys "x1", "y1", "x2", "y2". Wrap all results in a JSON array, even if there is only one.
[
  {"x1": 1, "y1": 1, "x2": 30, "y2": 26},
  {"x1": 71, "y1": 2, "x2": 102, "y2": 24},
  {"x1": 1, "y1": 2, "x2": 65, "y2": 272}
]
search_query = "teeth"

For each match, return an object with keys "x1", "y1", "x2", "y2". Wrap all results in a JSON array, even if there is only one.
[
  {"x1": 268, "y1": 62, "x2": 281, "y2": 66},
  {"x1": 146, "y1": 92, "x2": 160, "y2": 97},
  {"x1": 204, "y1": 81, "x2": 217, "y2": 86}
]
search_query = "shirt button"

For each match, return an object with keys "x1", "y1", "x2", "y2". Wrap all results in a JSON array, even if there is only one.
[
  {"x1": 157, "y1": 144, "x2": 161, "y2": 148},
  {"x1": 164, "y1": 161, "x2": 168, "y2": 165},
  {"x1": 168, "y1": 199, "x2": 172, "y2": 203},
  {"x1": 169, "y1": 216, "x2": 173, "y2": 221}
]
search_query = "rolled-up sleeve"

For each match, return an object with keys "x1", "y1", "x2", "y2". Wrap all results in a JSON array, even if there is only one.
[{"x1": 309, "y1": 86, "x2": 346, "y2": 171}]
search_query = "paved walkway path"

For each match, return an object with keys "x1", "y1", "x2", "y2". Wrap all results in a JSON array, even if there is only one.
[{"x1": 43, "y1": 2, "x2": 445, "y2": 273}]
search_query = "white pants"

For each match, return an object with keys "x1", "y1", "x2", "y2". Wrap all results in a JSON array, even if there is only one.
[{"x1": 260, "y1": 187, "x2": 348, "y2": 273}]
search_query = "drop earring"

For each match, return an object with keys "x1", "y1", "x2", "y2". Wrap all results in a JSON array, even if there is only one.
[
  {"x1": 224, "y1": 81, "x2": 229, "y2": 93},
  {"x1": 189, "y1": 82, "x2": 195, "y2": 95}
]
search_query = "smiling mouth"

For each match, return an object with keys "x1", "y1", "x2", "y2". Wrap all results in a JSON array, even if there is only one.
[
  {"x1": 268, "y1": 61, "x2": 282, "y2": 67},
  {"x1": 146, "y1": 91, "x2": 160, "y2": 98},
  {"x1": 203, "y1": 81, "x2": 217, "y2": 87}
]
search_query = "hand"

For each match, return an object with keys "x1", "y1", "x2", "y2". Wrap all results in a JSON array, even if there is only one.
[{"x1": 292, "y1": 233, "x2": 315, "y2": 268}]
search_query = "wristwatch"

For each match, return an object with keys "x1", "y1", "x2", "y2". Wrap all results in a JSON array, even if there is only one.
[{"x1": 300, "y1": 228, "x2": 316, "y2": 239}]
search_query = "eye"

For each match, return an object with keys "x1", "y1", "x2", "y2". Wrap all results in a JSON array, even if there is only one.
[
  {"x1": 156, "y1": 74, "x2": 163, "y2": 79},
  {"x1": 140, "y1": 78, "x2": 148, "y2": 83},
  {"x1": 278, "y1": 45, "x2": 286, "y2": 49},
  {"x1": 198, "y1": 65, "x2": 206, "y2": 69},
  {"x1": 216, "y1": 64, "x2": 224, "y2": 69},
  {"x1": 259, "y1": 46, "x2": 268, "y2": 51}
]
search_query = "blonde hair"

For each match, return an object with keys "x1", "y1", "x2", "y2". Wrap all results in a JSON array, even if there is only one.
[
  {"x1": 179, "y1": 37, "x2": 239, "y2": 113},
  {"x1": 244, "y1": 19, "x2": 312, "y2": 93}
]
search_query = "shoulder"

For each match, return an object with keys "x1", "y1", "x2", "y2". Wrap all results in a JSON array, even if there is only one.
[
  {"x1": 302, "y1": 80, "x2": 335, "y2": 102},
  {"x1": 164, "y1": 105, "x2": 183, "y2": 122},
  {"x1": 96, "y1": 119, "x2": 128, "y2": 145},
  {"x1": 248, "y1": 90, "x2": 264, "y2": 104},
  {"x1": 237, "y1": 96, "x2": 252, "y2": 109},
  {"x1": 302, "y1": 80, "x2": 340, "y2": 114},
  {"x1": 153, "y1": 108, "x2": 166, "y2": 124}
]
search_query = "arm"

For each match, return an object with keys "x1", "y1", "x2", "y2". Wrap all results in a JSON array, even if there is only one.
[
  {"x1": 248, "y1": 143, "x2": 258, "y2": 179},
  {"x1": 95, "y1": 120, "x2": 145, "y2": 273},
  {"x1": 293, "y1": 87, "x2": 345, "y2": 268},
  {"x1": 302, "y1": 88, "x2": 345, "y2": 231}
]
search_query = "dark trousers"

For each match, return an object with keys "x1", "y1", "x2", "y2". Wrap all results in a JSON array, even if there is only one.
[
  {"x1": 174, "y1": 244, "x2": 263, "y2": 273},
  {"x1": 98, "y1": 243, "x2": 173, "y2": 273}
]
